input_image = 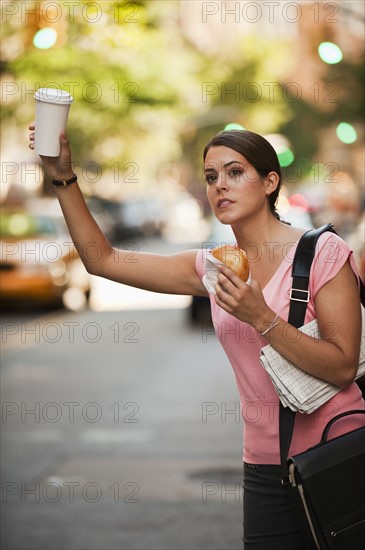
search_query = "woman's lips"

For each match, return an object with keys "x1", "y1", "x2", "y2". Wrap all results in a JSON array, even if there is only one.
[{"x1": 217, "y1": 199, "x2": 234, "y2": 208}]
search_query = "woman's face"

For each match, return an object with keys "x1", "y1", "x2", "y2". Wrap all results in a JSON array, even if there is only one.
[{"x1": 204, "y1": 145, "x2": 270, "y2": 226}]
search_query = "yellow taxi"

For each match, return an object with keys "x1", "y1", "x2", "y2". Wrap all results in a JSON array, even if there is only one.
[{"x1": 0, "y1": 199, "x2": 90, "y2": 310}]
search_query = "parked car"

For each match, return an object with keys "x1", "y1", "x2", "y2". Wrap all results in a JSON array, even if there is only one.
[
  {"x1": 0, "y1": 200, "x2": 90, "y2": 310},
  {"x1": 111, "y1": 197, "x2": 165, "y2": 241}
]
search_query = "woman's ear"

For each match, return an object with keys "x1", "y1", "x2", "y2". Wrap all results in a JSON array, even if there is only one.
[{"x1": 265, "y1": 171, "x2": 280, "y2": 196}]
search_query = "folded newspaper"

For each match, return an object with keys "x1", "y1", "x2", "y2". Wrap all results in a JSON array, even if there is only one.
[{"x1": 260, "y1": 309, "x2": 365, "y2": 414}]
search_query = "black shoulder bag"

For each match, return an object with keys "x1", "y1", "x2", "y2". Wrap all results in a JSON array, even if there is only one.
[{"x1": 279, "y1": 223, "x2": 365, "y2": 550}]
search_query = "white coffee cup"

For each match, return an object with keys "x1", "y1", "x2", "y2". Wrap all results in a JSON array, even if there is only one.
[{"x1": 34, "y1": 88, "x2": 74, "y2": 156}]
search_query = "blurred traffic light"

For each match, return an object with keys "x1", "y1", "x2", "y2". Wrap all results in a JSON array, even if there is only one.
[
  {"x1": 224, "y1": 123, "x2": 246, "y2": 131},
  {"x1": 264, "y1": 134, "x2": 295, "y2": 168},
  {"x1": 33, "y1": 27, "x2": 58, "y2": 49},
  {"x1": 336, "y1": 122, "x2": 357, "y2": 144},
  {"x1": 318, "y1": 42, "x2": 343, "y2": 64},
  {"x1": 23, "y1": 1, "x2": 67, "y2": 49},
  {"x1": 277, "y1": 147, "x2": 294, "y2": 167}
]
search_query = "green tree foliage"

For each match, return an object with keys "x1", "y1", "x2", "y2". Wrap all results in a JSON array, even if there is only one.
[
  {"x1": 279, "y1": 56, "x2": 364, "y2": 168},
  {"x1": 2, "y1": 1, "x2": 207, "y2": 196},
  {"x1": 1, "y1": 1, "x2": 363, "y2": 200}
]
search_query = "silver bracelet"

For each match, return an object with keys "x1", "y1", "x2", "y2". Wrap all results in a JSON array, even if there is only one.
[{"x1": 260, "y1": 314, "x2": 279, "y2": 336}]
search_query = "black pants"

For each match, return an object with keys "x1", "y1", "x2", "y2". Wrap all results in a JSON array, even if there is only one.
[{"x1": 243, "y1": 462, "x2": 310, "y2": 550}]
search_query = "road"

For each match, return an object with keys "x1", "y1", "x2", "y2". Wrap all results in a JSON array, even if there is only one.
[{"x1": 1, "y1": 237, "x2": 244, "y2": 550}]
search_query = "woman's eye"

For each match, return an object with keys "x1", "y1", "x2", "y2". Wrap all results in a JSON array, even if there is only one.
[
  {"x1": 229, "y1": 168, "x2": 242, "y2": 178},
  {"x1": 205, "y1": 174, "x2": 217, "y2": 184}
]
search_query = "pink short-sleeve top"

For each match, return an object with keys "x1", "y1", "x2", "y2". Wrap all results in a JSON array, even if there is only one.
[{"x1": 195, "y1": 232, "x2": 365, "y2": 464}]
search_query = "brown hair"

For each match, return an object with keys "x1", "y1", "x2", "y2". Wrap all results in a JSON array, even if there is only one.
[{"x1": 203, "y1": 130, "x2": 282, "y2": 220}]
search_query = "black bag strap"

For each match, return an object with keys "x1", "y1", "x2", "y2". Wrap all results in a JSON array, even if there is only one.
[
  {"x1": 279, "y1": 223, "x2": 365, "y2": 483},
  {"x1": 287, "y1": 223, "x2": 335, "y2": 327},
  {"x1": 280, "y1": 224, "x2": 335, "y2": 482}
]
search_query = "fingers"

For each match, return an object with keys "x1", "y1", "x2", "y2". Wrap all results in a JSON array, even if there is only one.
[
  {"x1": 217, "y1": 266, "x2": 244, "y2": 294},
  {"x1": 59, "y1": 131, "x2": 72, "y2": 160},
  {"x1": 215, "y1": 266, "x2": 250, "y2": 311},
  {"x1": 27, "y1": 125, "x2": 74, "y2": 180},
  {"x1": 27, "y1": 126, "x2": 69, "y2": 153},
  {"x1": 216, "y1": 273, "x2": 235, "y2": 296},
  {"x1": 218, "y1": 264, "x2": 243, "y2": 286},
  {"x1": 215, "y1": 274, "x2": 239, "y2": 308},
  {"x1": 58, "y1": 130, "x2": 71, "y2": 151},
  {"x1": 29, "y1": 133, "x2": 35, "y2": 150},
  {"x1": 214, "y1": 293, "x2": 231, "y2": 313},
  {"x1": 29, "y1": 124, "x2": 35, "y2": 149},
  {"x1": 59, "y1": 130, "x2": 68, "y2": 142}
]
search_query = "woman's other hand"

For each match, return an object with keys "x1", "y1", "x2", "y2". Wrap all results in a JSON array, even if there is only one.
[
  {"x1": 29, "y1": 124, "x2": 75, "y2": 181},
  {"x1": 215, "y1": 264, "x2": 274, "y2": 331}
]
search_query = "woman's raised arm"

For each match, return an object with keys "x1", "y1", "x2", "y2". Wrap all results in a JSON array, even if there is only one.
[{"x1": 29, "y1": 126, "x2": 207, "y2": 297}]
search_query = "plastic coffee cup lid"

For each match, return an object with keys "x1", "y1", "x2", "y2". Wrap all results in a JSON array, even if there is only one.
[{"x1": 34, "y1": 88, "x2": 74, "y2": 105}]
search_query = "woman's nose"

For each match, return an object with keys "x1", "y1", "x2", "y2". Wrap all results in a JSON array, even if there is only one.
[{"x1": 216, "y1": 173, "x2": 228, "y2": 191}]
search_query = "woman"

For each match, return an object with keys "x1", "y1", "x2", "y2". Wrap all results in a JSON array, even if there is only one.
[{"x1": 29, "y1": 127, "x2": 363, "y2": 548}]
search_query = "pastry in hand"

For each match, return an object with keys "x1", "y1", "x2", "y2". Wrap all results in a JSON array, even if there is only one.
[{"x1": 211, "y1": 244, "x2": 250, "y2": 283}]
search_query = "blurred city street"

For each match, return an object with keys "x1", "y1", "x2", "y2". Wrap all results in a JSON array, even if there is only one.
[{"x1": 1, "y1": 237, "x2": 244, "y2": 550}]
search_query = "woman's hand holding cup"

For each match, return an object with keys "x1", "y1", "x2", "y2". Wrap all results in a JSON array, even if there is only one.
[{"x1": 29, "y1": 125, "x2": 75, "y2": 182}]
